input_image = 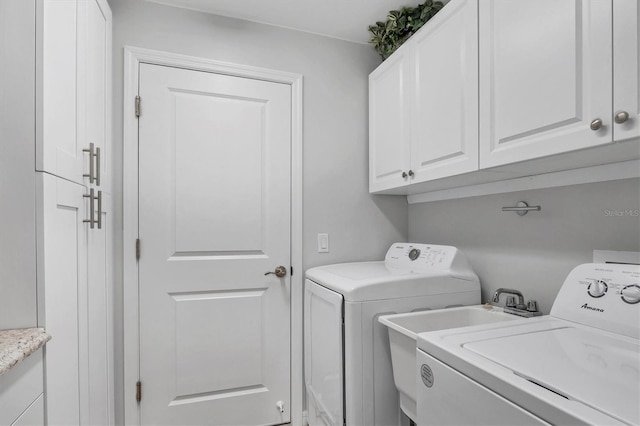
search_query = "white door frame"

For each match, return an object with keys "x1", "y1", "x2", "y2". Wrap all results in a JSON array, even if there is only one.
[{"x1": 122, "y1": 46, "x2": 304, "y2": 426}]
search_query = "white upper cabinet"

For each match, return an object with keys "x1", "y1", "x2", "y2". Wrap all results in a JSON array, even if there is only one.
[
  {"x1": 369, "y1": 0, "x2": 478, "y2": 192},
  {"x1": 37, "y1": 0, "x2": 111, "y2": 189},
  {"x1": 369, "y1": 49, "x2": 412, "y2": 192},
  {"x1": 78, "y1": 0, "x2": 112, "y2": 193},
  {"x1": 479, "y1": 0, "x2": 613, "y2": 168},
  {"x1": 37, "y1": 0, "x2": 82, "y2": 183},
  {"x1": 410, "y1": 0, "x2": 478, "y2": 182},
  {"x1": 613, "y1": 0, "x2": 639, "y2": 143}
]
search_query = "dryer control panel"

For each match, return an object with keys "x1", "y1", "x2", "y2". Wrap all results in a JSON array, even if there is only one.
[
  {"x1": 384, "y1": 243, "x2": 478, "y2": 283},
  {"x1": 550, "y1": 263, "x2": 640, "y2": 339}
]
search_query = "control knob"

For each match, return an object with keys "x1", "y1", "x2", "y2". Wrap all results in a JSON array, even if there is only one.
[
  {"x1": 620, "y1": 284, "x2": 640, "y2": 304},
  {"x1": 408, "y1": 248, "x2": 421, "y2": 261},
  {"x1": 587, "y1": 280, "x2": 608, "y2": 298}
]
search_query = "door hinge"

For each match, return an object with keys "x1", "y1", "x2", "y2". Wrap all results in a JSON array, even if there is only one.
[
  {"x1": 136, "y1": 380, "x2": 142, "y2": 403},
  {"x1": 136, "y1": 239, "x2": 141, "y2": 261},
  {"x1": 135, "y1": 95, "x2": 141, "y2": 117}
]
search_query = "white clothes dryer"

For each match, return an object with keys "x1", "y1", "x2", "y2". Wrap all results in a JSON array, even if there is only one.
[
  {"x1": 304, "y1": 243, "x2": 480, "y2": 426},
  {"x1": 416, "y1": 263, "x2": 640, "y2": 426}
]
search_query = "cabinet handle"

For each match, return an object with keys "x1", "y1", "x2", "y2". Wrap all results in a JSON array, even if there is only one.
[
  {"x1": 614, "y1": 111, "x2": 629, "y2": 124},
  {"x1": 83, "y1": 188, "x2": 96, "y2": 229},
  {"x1": 401, "y1": 171, "x2": 408, "y2": 178},
  {"x1": 95, "y1": 147, "x2": 101, "y2": 187},
  {"x1": 590, "y1": 118, "x2": 603, "y2": 131},
  {"x1": 83, "y1": 143, "x2": 96, "y2": 184},
  {"x1": 408, "y1": 170, "x2": 415, "y2": 177},
  {"x1": 96, "y1": 190, "x2": 103, "y2": 230}
]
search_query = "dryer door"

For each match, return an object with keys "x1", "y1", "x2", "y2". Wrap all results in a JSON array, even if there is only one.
[{"x1": 304, "y1": 279, "x2": 344, "y2": 426}]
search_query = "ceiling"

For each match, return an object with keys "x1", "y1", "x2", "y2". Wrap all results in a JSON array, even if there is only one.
[{"x1": 146, "y1": 0, "x2": 421, "y2": 44}]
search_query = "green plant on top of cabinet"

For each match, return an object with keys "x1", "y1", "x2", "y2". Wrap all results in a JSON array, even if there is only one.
[
  {"x1": 369, "y1": 0, "x2": 479, "y2": 193},
  {"x1": 479, "y1": 0, "x2": 639, "y2": 168},
  {"x1": 368, "y1": 0, "x2": 444, "y2": 61}
]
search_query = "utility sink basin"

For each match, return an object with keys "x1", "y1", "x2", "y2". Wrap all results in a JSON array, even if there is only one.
[{"x1": 378, "y1": 305, "x2": 522, "y2": 422}]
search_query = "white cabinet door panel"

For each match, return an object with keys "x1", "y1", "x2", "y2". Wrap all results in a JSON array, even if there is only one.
[
  {"x1": 479, "y1": 0, "x2": 613, "y2": 168},
  {"x1": 85, "y1": 191, "x2": 114, "y2": 426},
  {"x1": 37, "y1": 0, "x2": 84, "y2": 184},
  {"x1": 37, "y1": 173, "x2": 87, "y2": 426},
  {"x1": 613, "y1": 0, "x2": 640, "y2": 142},
  {"x1": 411, "y1": 0, "x2": 478, "y2": 182},
  {"x1": 369, "y1": 50, "x2": 412, "y2": 192},
  {"x1": 11, "y1": 394, "x2": 44, "y2": 426}
]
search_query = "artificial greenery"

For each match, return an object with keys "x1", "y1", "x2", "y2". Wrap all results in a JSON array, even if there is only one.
[{"x1": 368, "y1": 0, "x2": 444, "y2": 61}]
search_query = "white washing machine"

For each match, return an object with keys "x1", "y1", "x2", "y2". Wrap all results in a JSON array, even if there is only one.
[
  {"x1": 416, "y1": 263, "x2": 640, "y2": 426},
  {"x1": 304, "y1": 243, "x2": 481, "y2": 426}
]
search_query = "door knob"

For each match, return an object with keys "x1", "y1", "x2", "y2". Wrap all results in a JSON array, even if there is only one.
[
  {"x1": 614, "y1": 111, "x2": 629, "y2": 124},
  {"x1": 265, "y1": 266, "x2": 287, "y2": 278},
  {"x1": 590, "y1": 118, "x2": 603, "y2": 131}
]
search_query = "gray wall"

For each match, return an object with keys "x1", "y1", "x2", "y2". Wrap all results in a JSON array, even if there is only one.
[
  {"x1": 0, "y1": 0, "x2": 37, "y2": 329},
  {"x1": 409, "y1": 178, "x2": 640, "y2": 313},
  {"x1": 109, "y1": 0, "x2": 408, "y2": 422}
]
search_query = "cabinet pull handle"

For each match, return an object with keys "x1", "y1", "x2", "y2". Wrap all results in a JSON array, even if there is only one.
[
  {"x1": 614, "y1": 111, "x2": 629, "y2": 124},
  {"x1": 83, "y1": 188, "x2": 96, "y2": 229},
  {"x1": 95, "y1": 147, "x2": 101, "y2": 187},
  {"x1": 97, "y1": 190, "x2": 103, "y2": 230},
  {"x1": 590, "y1": 118, "x2": 603, "y2": 131},
  {"x1": 83, "y1": 143, "x2": 96, "y2": 183},
  {"x1": 401, "y1": 171, "x2": 408, "y2": 178}
]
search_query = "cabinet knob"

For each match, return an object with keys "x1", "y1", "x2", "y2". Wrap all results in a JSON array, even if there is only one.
[
  {"x1": 614, "y1": 111, "x2": 629, "y2": 124},
  {"x1": 590, "y1": 118, "x2": 603, "y2": 131},
  {"x1": 408, "y1": 170, "x2": 415, "y2": 177},
  {"x1": 401, "y1": 171, "x2": 408, "y2": 178}
]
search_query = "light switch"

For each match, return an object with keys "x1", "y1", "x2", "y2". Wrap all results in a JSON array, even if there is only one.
[{"x1": 317, "y1": 233, "x2": 329, "y2": 253}]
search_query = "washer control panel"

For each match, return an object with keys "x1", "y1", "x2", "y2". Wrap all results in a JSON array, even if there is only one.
[{"x1": 550, "y1": 263, "x2": 640, "y2": 339}]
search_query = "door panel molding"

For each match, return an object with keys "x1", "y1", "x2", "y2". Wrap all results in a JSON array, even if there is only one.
[{"x1": 123, "y1": 46, "x2": 303, "y2": 426}]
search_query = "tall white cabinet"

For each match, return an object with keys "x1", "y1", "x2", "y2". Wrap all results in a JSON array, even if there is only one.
[
  {"x1": 1, "y1": 0, "x2": 113, "y2": 425},
  {"x1": 36, "y1": 0, "x2": 114, "y2": 424}
]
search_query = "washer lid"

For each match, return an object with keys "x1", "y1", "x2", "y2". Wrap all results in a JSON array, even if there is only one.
[
  {"x1": 464, "y1": 327, "x2": 640, "y2": 425},
  {"x1": 305, "y1": 261, "x2": 479, "y2": 302}
]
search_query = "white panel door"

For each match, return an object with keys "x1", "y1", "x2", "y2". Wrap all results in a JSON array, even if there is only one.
[
  {"x1": 479, "y1": 0, "x2": 613, "y2": 168},
  {"x1": 138, "y1": 63, "x2": 291, "y2": 426},
  {"x1": 37, "y1": 0, "x2": 85, "y2": 184},
  {"x1": 86, "y1": 191, "x2": 114, "y2": 426},
  {"x1": 369, "y1": 49, "x2": 412, "y2": 192},
  {"x1": 37, "y1": 172, "x2": 87, "y2": 426},
  {"x1": 410, "y1": 0, "x2": 478, "y2": 182},
  {"x1": 613, "y1": 0, "x2": 640, "y2": 142}
]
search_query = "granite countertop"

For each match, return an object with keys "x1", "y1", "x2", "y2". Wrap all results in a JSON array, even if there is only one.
[{"x1": 0, "y1": 328, "x2": 51, "y2": 376}]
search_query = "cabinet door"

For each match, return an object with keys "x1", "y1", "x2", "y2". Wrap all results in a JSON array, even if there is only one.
[
  {"x1": 479, "y1": 0, "x2": 613, "y2": 168},
  {"x1": 12, "y1": 394, "x2": 44, "y2": 426},
  {"x1": 613, "y1": 0, "x2": 640, "y2": 142},
  {"x1": 37, "y1": 0, "x2": 86, "y2": 184},
  {"x1": 85, "y1": 191, "x2": 114, "y2": 426},
  {"x1": 410, "y1": 0, "x2": 478, "y2": 182},
  {"x1": 369, "y1": 49, "x2": 412, "y2": 192},
  {"x1": 78, "y1": 0, "x2": 112, "y2": 192},
  {"x1": 37, "y1": 173, "x2": 87, "y2": 426}
]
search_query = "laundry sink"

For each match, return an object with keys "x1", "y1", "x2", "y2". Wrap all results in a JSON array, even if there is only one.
[{"x1": 378, "y1": 305, "x2": 523, "y2": 422}]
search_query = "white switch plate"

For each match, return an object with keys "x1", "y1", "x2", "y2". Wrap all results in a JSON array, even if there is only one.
[{"x1": 317, "y1": 233, "x2": 329, "y2": 253}]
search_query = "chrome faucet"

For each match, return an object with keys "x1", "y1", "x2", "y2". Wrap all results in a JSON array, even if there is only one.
[
  {"x1": 492, "y1": 288, "x2": 525, "y2": 306},
  {"x1": 492, "y1": 288, "x2": 543, "y2": 318}
]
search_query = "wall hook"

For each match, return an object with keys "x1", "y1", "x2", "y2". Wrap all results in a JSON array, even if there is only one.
[{"x1": 501, "y1": 201, "x2": 541, "y2": 216}]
